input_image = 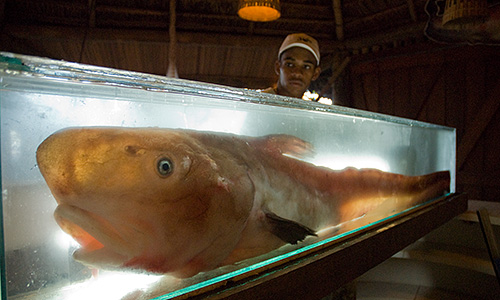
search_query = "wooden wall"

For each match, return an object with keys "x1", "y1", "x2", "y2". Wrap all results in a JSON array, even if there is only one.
[{"x1": 345, "y1": 44, "x2": 500, "y2": 202}]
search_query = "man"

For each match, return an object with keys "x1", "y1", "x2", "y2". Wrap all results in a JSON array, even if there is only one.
[{"x1": 262, "y1": 33, "x2": 321, "y2": 99}]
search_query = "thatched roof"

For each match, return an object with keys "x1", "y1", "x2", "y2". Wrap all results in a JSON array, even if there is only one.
[{"x1": 1, "y1": 0, "x2": 435, "y2": 93}]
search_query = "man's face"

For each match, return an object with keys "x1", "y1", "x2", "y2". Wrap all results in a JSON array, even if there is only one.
[{"x1": 275, "y1": 47, "x2": 321, "y2": 98}]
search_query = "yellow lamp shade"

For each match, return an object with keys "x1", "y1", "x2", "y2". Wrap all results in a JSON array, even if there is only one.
[{"x1": 238, "y1": 0, "x2": 281, "y2": 22}]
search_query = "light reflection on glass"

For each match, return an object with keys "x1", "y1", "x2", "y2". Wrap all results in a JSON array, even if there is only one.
[
  {"x1": 9, "y1": 130, "x2": 21, "y2": 159},
  {"x1": 310, "y1": 155, "x2": 391, "y2": 172},
  {"x1": 59, "y1": 271, "x2": 162, "y2": 300},
  {"x1": 183, "y1": 109, "x2": 247, "y2": 134},
  {"x1": 55, "y1": 230, "x2": 79, "y2": 250}
]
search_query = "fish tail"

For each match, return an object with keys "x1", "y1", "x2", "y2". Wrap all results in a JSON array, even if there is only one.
[
  {"x1": 337, "y1": 170, "x2": 450, "y2": 224},
  {"x1": 412, "y1": 170, "x2": 450, "y2": 195}
]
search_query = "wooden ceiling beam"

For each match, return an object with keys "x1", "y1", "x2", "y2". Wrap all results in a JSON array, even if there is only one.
[
  {"x1": 345, "y1": 4, "x2": 409, "y2": 30},
  {"x1": 406, "y1": 0, "x2": 417, "y2": 22},
  {"x1": 91, "y1": 4, "x2": 335, "y2": 29},
  {"x1": 178, "y1": 13, "x2": 335, "y2": 27},
  {"x1": 94, "y1": 1, "x2": 332, "y2": 21},
  {"x1": 87, "y1": 8, "x2": 335, "y2": 39},
  {"x1": 3, "y1": 19, "x2": 427, "y2": 55},
  {"x1": 95, "y1": 4, "x2": 169, "y2": 19},
  {"x1": 322, "y1": 21, "x2": 427, "y2": 53},
  {"x1": 1, "y1": 24, "x2": 284, "y2": 48},
  {"x1": 333, "y1": 0, "x2": 344, "y2": 41},
  {"x1": 279, "y1": 2, "x2": 332, "y2": 20}
]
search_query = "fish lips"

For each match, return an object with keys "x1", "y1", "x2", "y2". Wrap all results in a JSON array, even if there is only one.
[{"x1": 54, "y1": 204, "x2": 133, "y2": 269}]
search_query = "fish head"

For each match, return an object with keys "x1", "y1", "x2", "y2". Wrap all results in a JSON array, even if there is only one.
[{"x1": 36, "y1": 127, "x2": 254, "y2": 277}]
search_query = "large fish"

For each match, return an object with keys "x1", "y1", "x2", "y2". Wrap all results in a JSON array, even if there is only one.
[{"x1": 36, "y1": 127, "x2": 450, "y2": 278}]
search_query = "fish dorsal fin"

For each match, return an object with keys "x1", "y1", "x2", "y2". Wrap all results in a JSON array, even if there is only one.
[
  {"x1": 251, "y1": 134, "x2": 315, "y2": 160},
  {"x1": 264, "y1": 210, "x2": 317, "y2": 244}
]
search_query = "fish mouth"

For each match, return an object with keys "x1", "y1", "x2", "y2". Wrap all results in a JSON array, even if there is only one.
[{"x1": 54, "y1": 204, "x2": 133, "y2": 268}]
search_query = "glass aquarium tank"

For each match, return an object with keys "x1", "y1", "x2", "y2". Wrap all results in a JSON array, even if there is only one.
[{"x1": 0, "y1": 52, "x2": 456, "y2": 300}]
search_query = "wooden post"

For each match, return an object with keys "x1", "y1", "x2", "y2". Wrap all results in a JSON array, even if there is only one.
[
  {"x1": 320, "y1": 56, "x2": 351, "y2": 97},
  {"x1": 88, "y1": 0, "x2": 96, "y2": 28},
  {"x1": 407, "y1": 0, "x2": 417, "y2": 22},
  {"x1": 333, "y1": 0, "x2": 344, "y2": 41},
  {"x1": 167, "y1": 0, "x2": 179, "y2": 78}
]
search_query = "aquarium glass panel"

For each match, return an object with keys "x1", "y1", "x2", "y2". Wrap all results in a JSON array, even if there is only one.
[{"x1": 0, "y1": 52, "x2": 455, "y2": 299}]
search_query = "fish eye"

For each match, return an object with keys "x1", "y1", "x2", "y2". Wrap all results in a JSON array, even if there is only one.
[{"x1": 157, "y1": 158, "x2": 174, "y2": 177}]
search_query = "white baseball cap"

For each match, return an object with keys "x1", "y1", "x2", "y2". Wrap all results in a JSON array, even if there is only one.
[{"x1": 278, "y1": 33, "x2": 320, "y2": 66}]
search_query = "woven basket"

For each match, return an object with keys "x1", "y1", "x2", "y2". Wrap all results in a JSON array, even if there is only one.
[{"x1": 442, "y1": 0, "x2": 488, "y2": 27}]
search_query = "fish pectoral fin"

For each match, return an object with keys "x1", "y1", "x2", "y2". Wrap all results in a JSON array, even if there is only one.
[{"x1": 264, "y1": 211, "x2": 317, "y2": 244}]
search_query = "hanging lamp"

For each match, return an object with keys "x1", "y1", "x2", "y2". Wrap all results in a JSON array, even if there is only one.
[
  {"x1": 442, "y1": 0, "x2": 488, "y2": 28},
  {"x1": 238, "y1": 0, "x2": 281, "y2": 22}
]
